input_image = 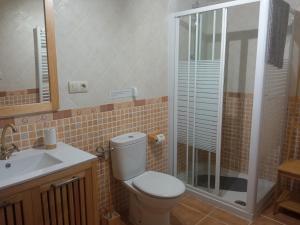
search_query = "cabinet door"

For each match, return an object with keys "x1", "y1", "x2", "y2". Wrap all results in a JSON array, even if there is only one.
[
  {"x1": 32, "y1": 170, "x2": 95, "y2": 225},
  {"x1": 0, "y1": 191, "x2": 33, "y2": 225}
]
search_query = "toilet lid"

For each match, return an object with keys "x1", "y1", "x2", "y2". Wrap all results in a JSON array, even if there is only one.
[{"x1": 132, "y1": 171, "x2": 185, "y2": 198}]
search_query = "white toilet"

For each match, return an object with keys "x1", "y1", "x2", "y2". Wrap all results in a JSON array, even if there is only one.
[{"x1": 110, "y1": 132, "x2": 185, "y2": 225}]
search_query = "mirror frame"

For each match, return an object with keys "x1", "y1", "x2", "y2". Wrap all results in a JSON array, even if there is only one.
[{"x1": 0, "y1": 0, "x2": 59, "y2": 118}]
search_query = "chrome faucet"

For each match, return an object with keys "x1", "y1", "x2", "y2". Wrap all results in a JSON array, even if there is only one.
[{"x1": 0, "y1": 124, "x2": 19, "y2": 160}]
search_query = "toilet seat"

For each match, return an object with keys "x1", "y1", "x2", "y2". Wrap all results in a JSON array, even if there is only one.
[{"x1": 132, "y1": 171, "x2": 185, "y2": 199}]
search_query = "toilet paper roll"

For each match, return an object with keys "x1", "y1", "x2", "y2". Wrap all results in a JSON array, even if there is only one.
[
  {"x1": 44, "y1": 128, "x2": 57, "y2": 149},
  {"x1": 155, "y1": 134, "x2": 165, "y2": 144}
]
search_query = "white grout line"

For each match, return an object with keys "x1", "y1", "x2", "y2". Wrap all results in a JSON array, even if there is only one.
[
  {"x1": 195, "y1": 214, "x2": 210, "y2": 225},
  {"x1": 195, "y1": 209, "x2": 220, "y2": 225},
  {"x1": 180, "y1": 196, "x2": 251, "y2": 225},
  {"x1": 214, "y1": 205, "x2": 252, "y2": 224},
  {"x1": 260, "y1": 215, "x2": 287, "y2": 225},
  {"x1": 179, "y1": 195, "x2": 292, "y2": 225},
  {"x1": 179, "y1": 202, "x2": 217, "y2": 225}
]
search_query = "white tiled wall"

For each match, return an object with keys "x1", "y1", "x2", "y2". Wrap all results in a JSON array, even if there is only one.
[
  {"x1": 54, "y1": 0, "x2": 170, "y2": 109},
  {"x1": 2, "y1": 0, "x2": 300, "y2": 110}
]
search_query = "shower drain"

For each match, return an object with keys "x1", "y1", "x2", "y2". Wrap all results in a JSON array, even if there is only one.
[{"x1": 234, "y1": 200, "x2": 246, "y2": 206}]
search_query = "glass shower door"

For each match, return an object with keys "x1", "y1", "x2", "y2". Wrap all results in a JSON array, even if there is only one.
[{"x1": 175, "y1": 8, "x2": 226, "y2": 195}]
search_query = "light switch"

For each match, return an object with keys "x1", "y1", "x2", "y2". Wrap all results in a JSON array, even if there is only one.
[{"x1": 68, "y1": 81, "x2": 88, "y2": 93}]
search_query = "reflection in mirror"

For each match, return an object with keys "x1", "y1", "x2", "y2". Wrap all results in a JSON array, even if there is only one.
[{"x1": 0, "y1": 0, "x2": 50, "y2": 107}]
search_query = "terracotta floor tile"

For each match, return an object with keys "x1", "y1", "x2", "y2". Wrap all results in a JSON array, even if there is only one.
[
  {"x1": 262, "y1": 204, "x2": 300, "y2": 225},
  {"x1": 210, "y1": 208, "x2": 250, "y2": 225},
  {"x1": 171, "y1": 203, "x2": 207, "y2": 225},
  {"x1": 180, "y1": 194, "x2": 216, "y2": 214},
  {"x1": 251, "y1": 216, "x2": 284, "y2": 225},
  {"x1": 197, "y1": 216, "x2": 228, "y2": 225},
  {"x1": 124, "y1": 194, "x2": 300, "y2": 225}
]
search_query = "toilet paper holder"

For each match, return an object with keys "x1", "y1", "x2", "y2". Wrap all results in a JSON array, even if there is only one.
[
  {"x1": 96, "y1": 146, "x2": 110, "y2": 160},
  {"x1": 148, "y1": 131, "x2": 165, "y2": 144}
]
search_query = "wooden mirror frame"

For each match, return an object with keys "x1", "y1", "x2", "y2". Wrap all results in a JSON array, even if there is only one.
[{"x1": 0, "y1": 0, "x2": 59, "y2": 118}]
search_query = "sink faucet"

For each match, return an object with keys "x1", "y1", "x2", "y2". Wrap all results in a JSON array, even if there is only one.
[{"x1": 0, "y1": 124, "x2": 19, "y2": 160}]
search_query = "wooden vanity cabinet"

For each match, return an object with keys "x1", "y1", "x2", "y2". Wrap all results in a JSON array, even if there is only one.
[
  {"x1": 0, "y1": 191, "x2": 34, "y2": 225},
  {"x1": 0, "y1": 160, "x2": 99, "y2": 225}
]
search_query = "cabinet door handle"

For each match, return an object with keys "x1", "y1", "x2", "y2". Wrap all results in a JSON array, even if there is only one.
[
  {"x1": 0, "y1": 201, "x2": 11, "y2": 208},
  {"x1": 51, "y1": 176, "x2": 80, "y2": 188}
]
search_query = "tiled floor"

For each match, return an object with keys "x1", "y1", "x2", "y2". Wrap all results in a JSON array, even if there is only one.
[
  {"x1": 122, "y1": 192, "x2": 300, "y2": 225},
  {"x1": 170, "y1": 193, "x2": 300, "y2": 225}
]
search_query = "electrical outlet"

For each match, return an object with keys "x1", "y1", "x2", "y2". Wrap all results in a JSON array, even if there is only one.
[{"x1": 68, "y1": 81, "x2": 88, "y2": 93}]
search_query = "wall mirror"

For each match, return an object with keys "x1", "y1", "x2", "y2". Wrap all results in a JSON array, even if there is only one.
[{"x1": 0, "y1": 0, "x2": 59, "y2": 118}]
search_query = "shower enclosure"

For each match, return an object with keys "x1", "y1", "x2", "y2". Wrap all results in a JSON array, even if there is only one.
[{"x1": 169, "y1": 0, "x2": 295, "y2": 218}]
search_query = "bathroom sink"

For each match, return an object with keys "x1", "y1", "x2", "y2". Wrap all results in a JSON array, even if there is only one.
[
  {"x1": 0, "y1": 152, "x2": 62, "y2": 181},
  {"x1": 0, "y1": 142, "x2": 97, "y2": 190}
]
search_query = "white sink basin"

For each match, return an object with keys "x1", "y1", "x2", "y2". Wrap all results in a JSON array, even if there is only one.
[
  {"x1": 0, "y1": 152, "x2": 62, "y2": 181},
  {"x1": 0, "y1": 142, "x2": 97, "y2": 190}
]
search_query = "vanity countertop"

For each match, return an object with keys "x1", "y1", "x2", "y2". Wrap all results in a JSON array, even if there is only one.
[{"x1": 0, "y1": 142, "x2": 97, "y2": 191}]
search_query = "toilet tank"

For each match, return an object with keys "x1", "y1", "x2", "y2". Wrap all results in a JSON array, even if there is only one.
[{"x1": 110, "y1": 132, "x2": 147, "y2": 181}]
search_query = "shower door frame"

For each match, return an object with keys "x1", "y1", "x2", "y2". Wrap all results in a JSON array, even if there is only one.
[{"x1": 168, "y1": 0, "x2": 271, "y2": 218}]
